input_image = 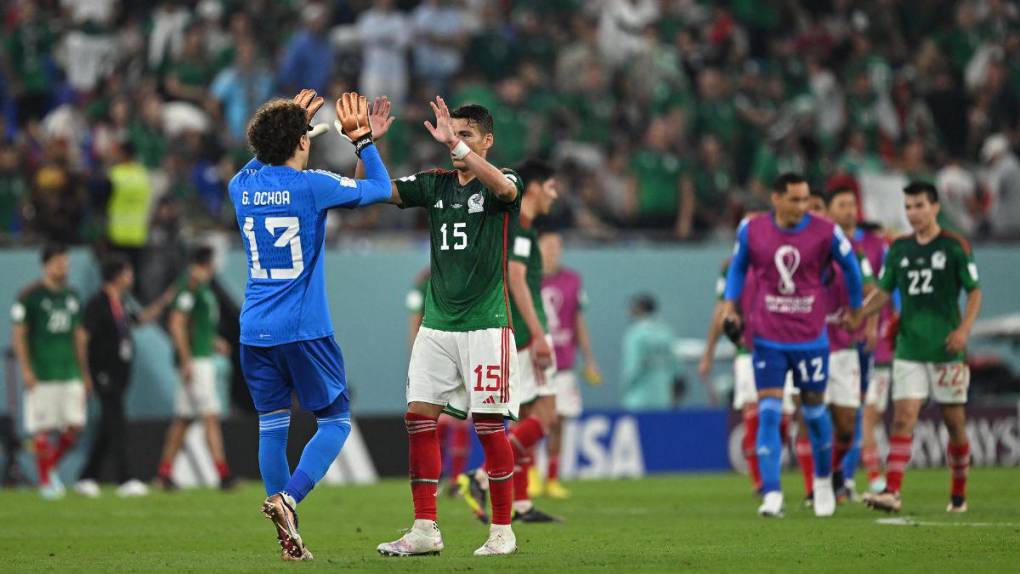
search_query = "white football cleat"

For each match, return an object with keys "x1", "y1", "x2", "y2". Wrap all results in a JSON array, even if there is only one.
[
  {"x1": 48, "y1": 470, "x2": 66, "y2": 496},
  {"x1": 757, "y1": 491, "x2": 784, "y2": 518},
  {"x1": 377, "y1": 520, "x2": 444, "y2": 557},
  {"x1": 814, "y1": 475, "x2": 836, "y2": 517},
  {"x1": 869, "y1": 477, "x2": 887, "y2": 494},
  {"x1": 116, "y1": 479, "x2": 150, "y2": 497},
  {"x1": 74, "y1": 479, "x2": 101, "y2": 498},
  {"x1": 473, "y1": 524, "x2": 517, "y2": 556}
]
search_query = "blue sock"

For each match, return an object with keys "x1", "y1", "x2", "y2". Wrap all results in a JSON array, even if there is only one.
[
  {"x1": 756, "y1": 397, "x2": 783, "y2": 494},
  {"x1": 258, "y1": 411, "x2": 292, "y2": 497},
  {"x1": 803, "y1": 403, "x2": 834, "y2": 478},
  {"x1": 283, "y1": 414, "x2": 352, "y2": 504},
  {"x1": 842, "y1": 408, "x2": 863, "y2": 482}
]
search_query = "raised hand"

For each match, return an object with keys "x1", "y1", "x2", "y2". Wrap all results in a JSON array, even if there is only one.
[
  {"x1": 423, "y1": 95, "x2": 458, "y2": 147},
  {"x1": 369, "y1": 96, "x2": 396, "y2": 140},
  {"x1": 293, "y1": 89, "x2": 324, "y2": 124},
  {"x1": 336, "y1": 92, "x2": 371, "y2": 141}
]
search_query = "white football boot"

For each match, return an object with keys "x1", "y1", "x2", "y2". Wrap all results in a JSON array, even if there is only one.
[
  {"x1": 473, "y1": 524, "x2": 517, "y2": 556},
  {"x1": 74, "y1": 479, "x2": 101, "y2": 498},
  {"x1": 757, "y1": 491, "x2": 784, "y2": 518},
  {"x1": 377, "y1": 519, "x2": 444, "y2": 557},
  {"x1": 813, "y1": 475, "x2": 836, "y2": 517}
]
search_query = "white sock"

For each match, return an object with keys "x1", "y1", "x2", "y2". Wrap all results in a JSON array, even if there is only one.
[
  {"x1": 512, "y1": 500, "x2": 533, "y2": 514},
  {"x1": 413, "y1": 518, "x2": 438, "y2": 534},
  {"x1": 490, "y1": 523, "x2": 513, "y2": 536}
]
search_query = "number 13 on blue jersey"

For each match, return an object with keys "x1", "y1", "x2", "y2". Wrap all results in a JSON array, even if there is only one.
[{"x1": 243, "y1": 216, "x2": 304, "y2": 280}]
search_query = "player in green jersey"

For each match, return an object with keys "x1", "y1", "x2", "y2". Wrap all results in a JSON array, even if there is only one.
[
  {"x1": 496, "y1": 158, "x2": 561, "y2": 522},
  {"x1": 11, "y1": 243, "x2": 91, "y2": 499},
  {"x1": 361, "y1": 96, "x2": 523, "y2": 557},
  {"x1": 156, "y1": 247, "x2": 235, "y2": 491},
  {"x1": 848, "y1": 182, "x2": 982, "y2": 513}
]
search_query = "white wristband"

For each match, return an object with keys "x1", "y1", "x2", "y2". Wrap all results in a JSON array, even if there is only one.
[{"x1": 450, "y1": 140, "x2": 471, "y2": 160}]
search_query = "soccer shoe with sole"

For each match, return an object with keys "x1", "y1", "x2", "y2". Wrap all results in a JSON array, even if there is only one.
[
  {"x1": 74, "y1": 479, "x2": 101, "y2": 498},
  {"x1": 527, "y1": 466, "x2": 543, "y2": 498},
  {"x1": 864, "y1": 490, "x2": 901, "y2": 513},
  {"x1": 757, "y1": 491, "x2": 784, "y2": 518},
  {"x1": 947, "y1": 495, "x2": 967, "y2": 513},
  {"x1": 262, "y1": 492, "x2": 311, "y2": 561},
  {"x1": 473, "y1": 525, "x2": 517, "y2": 556},
  {"x1": 457, "y1": 472, "x2": 490, "y2": 524},
  {"x1": 545, "y1": 479, "x2": 571, "y2": 499},
  {"x1": 813, "y1": 476, "x2": 836, "y2": 517},
  {"x1": 279, "y1": 530, "x2": 314, "y2": 561},
  {"x1": 38, "y1": 483, "x2": 65, "y2": 501},
  {"x1": 116, "y1": 479, "x2": 149, "y2": 497},
  {"x1": 513, "y1": 507, "x2": 562, "y2": 523},
  {"x1": 377, "y1": 520, "x2": 444, "y2": 557}
]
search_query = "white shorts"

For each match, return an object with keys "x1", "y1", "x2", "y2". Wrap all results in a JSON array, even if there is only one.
[
  {"x1": 24, "y1": 380, "x2": 87, "y2": 434},
  {"x1": 175, "y1": 358, "x2": 222, "y2": 417},
  {"x1": 865, "y1": 364, "x2": 892, "y2": 413},
  {"x1": 553, "y1": 371, "x2": 582, "y2": 418},
  {"x1": 733, "y1": 354, "x2": 797, "y2": 415},
  {"x1": 825, "y1": 348, "x2": 862, "y2": 408},
  {"x1": 517, "y1": 335, "x2": 557, "y2": 406},
  {"x1": 892, "y1": 359, "x2": 970, "y2": 405},
  {"x1": 407, "y1": 326, "x2": 519, "y2": 419}
]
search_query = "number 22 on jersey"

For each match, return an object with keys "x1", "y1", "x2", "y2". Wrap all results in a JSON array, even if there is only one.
[{"x1": 243, "y1": 216, "x2": 304, "y2": 279}]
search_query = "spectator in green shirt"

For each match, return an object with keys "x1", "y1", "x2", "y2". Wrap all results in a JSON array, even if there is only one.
[{"x1": 628, "y1": 118, "x2": 694, "y2": 238}]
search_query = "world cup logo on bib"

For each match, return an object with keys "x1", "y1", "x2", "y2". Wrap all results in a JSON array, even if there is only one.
[{"x1": 774, "y1": 245, "x2": 800, "y2": 295}]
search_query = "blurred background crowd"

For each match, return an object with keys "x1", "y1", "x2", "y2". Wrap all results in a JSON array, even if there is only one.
[{"x1": 1, "y1": 0, "x2": 1020, "y2": 256}]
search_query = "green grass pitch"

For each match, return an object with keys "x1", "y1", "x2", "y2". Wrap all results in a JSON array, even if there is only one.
[{"x1": 4, "y1": 468, "x2": 1019, "y2": 572}]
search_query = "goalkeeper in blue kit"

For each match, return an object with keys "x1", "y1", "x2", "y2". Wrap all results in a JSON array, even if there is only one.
[{"x1": 228, "y1": 90, "x2": 392, "y2": 561}]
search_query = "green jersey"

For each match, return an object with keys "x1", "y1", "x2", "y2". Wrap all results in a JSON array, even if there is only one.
[
  {"x1": 11, "y1": 283, "x2": 81, "y2": 381},
  {"x1": 877, "y1": 231, "x2": 980, "y2": 363},
  {"x1": 509, "y1": 217, "x2": 547, "y2": 348},
  {"x1": 395, "y1": 168, "x2": 523, "y2": 331},
  {"x1": 174, "y1": 278, "x2": 219, "y2": 358}
]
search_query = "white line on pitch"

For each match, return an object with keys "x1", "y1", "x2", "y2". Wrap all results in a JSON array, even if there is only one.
[{"x1": 877, "y1": 517, "x2": 1020, "y2": 528}]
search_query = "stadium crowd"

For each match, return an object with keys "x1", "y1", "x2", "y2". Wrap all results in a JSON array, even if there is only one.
[{"x1": 1, "y1": 0, "x2": 1020, "y2": 246}]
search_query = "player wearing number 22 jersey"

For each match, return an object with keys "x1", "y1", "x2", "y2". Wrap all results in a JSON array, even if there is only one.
[
  {"x1": 856, "y1": 182, "x2": 982, "y2": 514},
  {"x1": 723, "y1": 173, "x2": 863, "y2": 519},
  {"x1": 229, "y1": 91, "x2": 392, "y2": 561}
]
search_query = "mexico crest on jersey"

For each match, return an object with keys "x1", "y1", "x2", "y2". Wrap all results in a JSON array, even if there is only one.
[
  {"x1": 931, "y1": 250, "x2": 946, "y2": 270},
  {"x1": 468, "y1": 193, "x2": 484, "y2": 214}
]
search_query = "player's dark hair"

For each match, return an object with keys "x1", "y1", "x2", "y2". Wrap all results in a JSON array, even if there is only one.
[
  {"x1": 825, "y1": 186, "x2": 855, "y2": 206},
  {"x1": 101, "y1": 254, "x2": 131, "y2": 283},
  {"x1": 41, "y1": 242, "x2": 67, "y2": 264},
  {"x1": 903, "y1": 181, "x2": 939, "y2": 203},
  {"x1": 632, "y1": 293, "x2": 657, "y2": 315},
  {"x1": 516, "y1": 158, "x2": 555, "y2": 192},
  {"x1": 247, "y1": 99, "x2": 307, "y2": 165},
  {"x1": 190, "y1": 245, "x2": 215, "y2": 266},
  {"x1": 772, "y1": 172, "x2": 807, "y2": 194},
  {"x1": 450, "y1": 104, "x2": 494, "y2": 135}
]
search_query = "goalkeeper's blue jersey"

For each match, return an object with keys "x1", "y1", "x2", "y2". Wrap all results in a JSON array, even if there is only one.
[{"x1": 228, "y1": 144, "x2": 391, "y2": 347}]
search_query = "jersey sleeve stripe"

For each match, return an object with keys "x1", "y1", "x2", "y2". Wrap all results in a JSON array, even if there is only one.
[{"x1": 940, "y1": 229, "x2": 973, "y2": 255}]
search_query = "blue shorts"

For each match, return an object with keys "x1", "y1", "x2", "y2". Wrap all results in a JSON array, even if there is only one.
[
  {"x1": 752, "y1": 343, "x2": 829, "y2": 394},
  {"x1": 857, "y1": 344, "x2": 872, "y2": 395},
  {"x1": 241, "y1": 337, "x2": 348, "y2": 414}
]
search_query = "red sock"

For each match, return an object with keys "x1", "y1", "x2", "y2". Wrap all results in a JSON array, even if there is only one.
[
  {"x1": 795, "y1": 437, "x2": 814, "y2": 495},
  {"x1": 513, "y1": 450, "x2": 533, "y2": 503},
  {"x1": 53, "y1": 431, "x2": 77, "y2": 463},
  {"x1": 405, "y1": 413, "x2": 441, "y2": 521},
  {"x1": 742, "y1": 406, "x2": 762, "y2": 491},
  {"x1": 885, "y1": 435, "x2": 913, "y2": 494},
  {"x1": 832, "y1": 435, "x2": 853, "y2": 473},
  {"x1": 547, "y1": 456, "x2": 560, "y2": 481},
  {"x1": 474, "y1": 419, "x2": 513, "y2": 525},
  {"x1": 509, "y1": 416, "x2": 545, "y2": 455},
  {"x1": 449, "y1": 422, "x2": 470, "y2": 478},
  {"x1": 862, "y1": 444, "x2": 882, "y2": 481},
  {"x1": 158, "y1": 460, "x2": 173, "y2": 478},
  {"x1": 34, "y1": 435, "x2": 53, "y2": 486},
  {"x1": 780, "y1": 414, "x2": 791, "y2": 446},
  {"x1": 214, "y1": 459, "x2": 231, "y2": 479},
  {"x1": 947, "y1": 442, "x2": 970, "y2": 499}
]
